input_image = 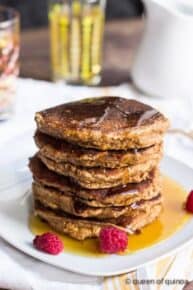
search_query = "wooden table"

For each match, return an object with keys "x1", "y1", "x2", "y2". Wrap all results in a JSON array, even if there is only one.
[{"x1": 20, "y1": 19, "x2": 144, "y2": 86}]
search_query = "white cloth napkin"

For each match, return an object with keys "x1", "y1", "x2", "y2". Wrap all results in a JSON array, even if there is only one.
[{"x1": 0, "y1": 78, "x2": 193, "y2": 290}]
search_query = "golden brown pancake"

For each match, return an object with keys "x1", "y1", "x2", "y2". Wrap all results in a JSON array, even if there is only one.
[
  {"x1": 35, "y1": 200, "x2": 162, "y2": 240},
  {"x1": 29, "y1": 156, "x2": 161, "y2": 207},
  {"x1": 35, "y1": 97, "x2": 169, "y2": 150},
  {"x1": 35, "y1": 130, "x2": 163, "y2": 168},
  {"x1": 38, "y1": 152, "x2": 160, "y2": 189},
  {"x1": 33, "y1": 182, "x2": 162, "y2": 219}
]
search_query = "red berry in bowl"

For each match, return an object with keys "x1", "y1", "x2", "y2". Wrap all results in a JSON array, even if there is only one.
[
  {"x1": 99, "y1": 226, "x2": 128, "y2": 254},
  {"x1": 33, "y1": 232, "x2": 64, "y2": 255},
  {"x1": 186, "y1": 190, "x2": 193, "y2": 213}
]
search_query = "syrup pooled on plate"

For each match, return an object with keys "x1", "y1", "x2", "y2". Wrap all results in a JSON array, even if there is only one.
[{"x1": 29, "y1": 176, "x2": 191, "y2": 257}]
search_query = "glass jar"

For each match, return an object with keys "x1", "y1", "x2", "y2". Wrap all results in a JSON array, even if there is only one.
[{"x1": 48, "y1": 0, "x2": 106, "y2": 85}]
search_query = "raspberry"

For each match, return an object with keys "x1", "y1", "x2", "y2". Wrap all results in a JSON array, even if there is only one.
[
  {"x1": 99, "y1": 226, "x2": 128, "y2": 254},
  {"x1": 186, "y1": 190, "x2": 193, "y2": 213},
  {"x1": 33, "y1": 232, "x2": 64, "y2": 255}
]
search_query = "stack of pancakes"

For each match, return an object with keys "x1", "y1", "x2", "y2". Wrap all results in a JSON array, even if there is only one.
[{"x1": 29, "y1": 97, "x2": 169, "y2": 240}]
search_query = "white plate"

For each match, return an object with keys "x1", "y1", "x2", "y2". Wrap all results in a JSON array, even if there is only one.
[{"x1": 0, "y1": 132, "x2": 193, "y2": 277}]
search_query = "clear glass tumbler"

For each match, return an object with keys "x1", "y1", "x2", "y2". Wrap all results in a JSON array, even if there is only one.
[
  {"x1": 0, "y1": 6, "x2": 20, "y2": 120},
  {"x1": 48, "y1": 0, "x2": 106, "y2": 85}
]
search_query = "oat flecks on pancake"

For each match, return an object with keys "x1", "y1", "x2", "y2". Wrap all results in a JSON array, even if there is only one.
[
  {"x1": 29, "y1": 156, "x2": 161, "y2": 207},
  {"x1": 33, "y1": 181, "x2": 130, "y2": 219},
  {"x1": 38, "y1": 152, "x2": 160, "y2": 189},
  {"x1": 32, "y1": 181, "x2": 162, "y2": 219},
  {"x1": 35, "y1": 97, "x2": 169, "y2": 150},
  {"x1": 35, "y1": 130, "x2": 163, "y2": 168}
]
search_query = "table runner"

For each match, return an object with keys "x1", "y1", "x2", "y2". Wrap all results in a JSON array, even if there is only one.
[{"x1": 0, "y1": 78, "x2": 193, "y2": 290}]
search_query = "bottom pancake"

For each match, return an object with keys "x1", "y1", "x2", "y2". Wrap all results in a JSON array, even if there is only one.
[{"x1": 34, "y1": 200, "x2": 162, "y2": 240}]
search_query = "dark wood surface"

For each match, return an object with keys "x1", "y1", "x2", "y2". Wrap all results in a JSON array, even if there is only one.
[{"x1": 20, "y1": 19, "x2": 144, "y2": 86}]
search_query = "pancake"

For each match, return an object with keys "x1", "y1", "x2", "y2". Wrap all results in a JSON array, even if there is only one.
[
  {"x1": 35, "y1": 130, "x2": 163, "y2": 168},
  {"x1": 29, "y1": 156, "x2": 161, "y2": 207},
  {"x1": 38, "y1": 152, "x2": 160, "y2": 189},
  {"x1": 35, "y1": 97, "x2": 169, "y2": 150},
  {"x1": 33, "y1": 182, "x2": 162, "y2": 219},
  {"x1": 35, "y1": 201, "x2": 162, "y2": 240}
]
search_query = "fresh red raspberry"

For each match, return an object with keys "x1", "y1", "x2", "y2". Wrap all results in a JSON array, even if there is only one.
[
  {"x1": 99, "y1": 226, "x2": 128, "y2": 254},
  {"x1": 33, "y1": 232, "x2": 64, "y2": 255},
  {"x1": 186, "y1": 190, "x2": 193, "y2": 213}
]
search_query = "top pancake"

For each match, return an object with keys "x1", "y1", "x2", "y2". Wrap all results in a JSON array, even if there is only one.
[{"x1": 35, "y1": 97, "x2": 169, "y2": 150}]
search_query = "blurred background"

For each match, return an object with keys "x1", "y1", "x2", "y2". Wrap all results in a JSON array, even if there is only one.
[
  {"x1": 0, "y1": 0, "x2": 144, "y2": 29},
  {"x1": 0, "y1": 0, "x2": 145, "y2": 113},
  {"x1": 0, "y1": 0, "x2": 144, "y2": 88}
]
